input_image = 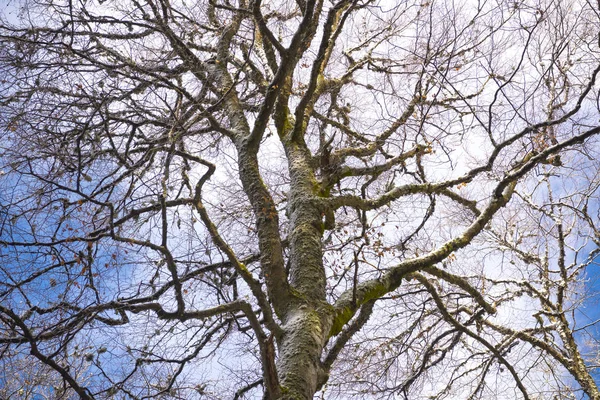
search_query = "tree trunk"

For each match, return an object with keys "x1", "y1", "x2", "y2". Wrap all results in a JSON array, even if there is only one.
[{"x1": 277, "y1": 306, "x2": 332, "y2": 399}]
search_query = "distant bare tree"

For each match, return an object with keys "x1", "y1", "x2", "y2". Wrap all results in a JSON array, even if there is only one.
[{"x1": 1, "y1": 0, "x2": 600, "y2": 398}]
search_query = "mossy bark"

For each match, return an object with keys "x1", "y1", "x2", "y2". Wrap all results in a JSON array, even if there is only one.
[{"x1": 277, "y1": 306, "x2": 332, "y2": 399}]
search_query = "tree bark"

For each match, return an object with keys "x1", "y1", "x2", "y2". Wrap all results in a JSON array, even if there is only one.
[{"x1": 277, "y1": 306, "x2": 332, "y2": 399}]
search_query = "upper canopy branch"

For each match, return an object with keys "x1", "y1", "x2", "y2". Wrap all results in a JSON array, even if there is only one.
[
  {"x1": 323, "y1": 143, "x2": 428, "y2": 189},
  {"x1": 330, "y1": 176, "x2": 517, "y2": 336},
  {"x1": 192, "y1": 161, "x2": 284, "y2": 336},
  {"x1": 330, "y1": 118, "x2": 600, "y2": 338},
  {"x1": 291, "y1": 0, "x2": 355, "y2": 142}
]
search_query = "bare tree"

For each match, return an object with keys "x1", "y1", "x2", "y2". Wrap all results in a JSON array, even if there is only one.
[{"x1": 1, "y1": 0, "x2": 600, "y2": 398}]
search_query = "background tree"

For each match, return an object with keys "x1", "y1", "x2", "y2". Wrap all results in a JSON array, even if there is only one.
[{"x1": 1, "y1": 0, "x2": 600, "y2": 398}]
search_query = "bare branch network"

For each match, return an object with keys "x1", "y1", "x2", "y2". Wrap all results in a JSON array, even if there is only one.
[{"x1": 1, "y1": 0, "x2": 600, "y2": 398}]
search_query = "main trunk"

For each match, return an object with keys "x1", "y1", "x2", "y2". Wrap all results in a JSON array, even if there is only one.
[
  {"x1": 277, "y1": 307, "x2": 331, "y2": 399},
  {"x1": 275, "y1": 141, "x2": 332, "y2": 399}
]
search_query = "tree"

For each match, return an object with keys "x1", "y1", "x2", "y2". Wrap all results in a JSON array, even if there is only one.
[{"x1": 1, "y1": 0, "x2": 600, "y2": 398}]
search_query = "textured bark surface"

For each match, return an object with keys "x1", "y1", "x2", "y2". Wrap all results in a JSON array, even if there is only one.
[{"x1": 278, "y1": 307, "x2": 332, "y2": 399}]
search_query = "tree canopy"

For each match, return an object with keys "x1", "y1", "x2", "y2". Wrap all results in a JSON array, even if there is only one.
[{"x1": 1, "y1": 0, "x2": 600, "y2": 398}]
